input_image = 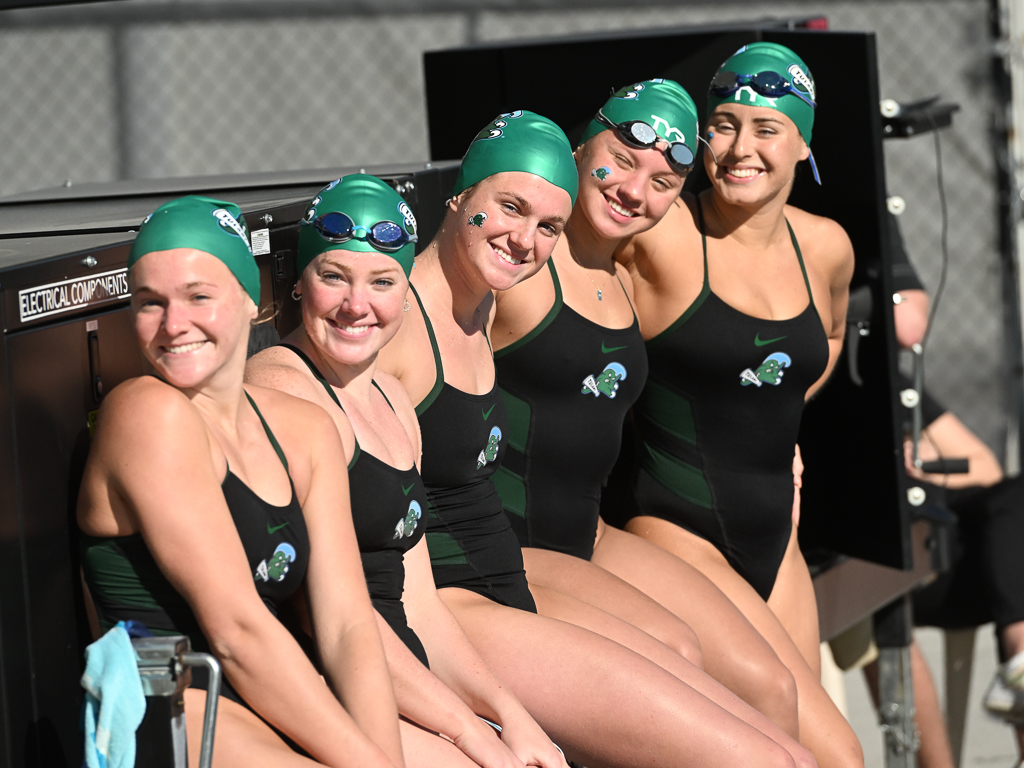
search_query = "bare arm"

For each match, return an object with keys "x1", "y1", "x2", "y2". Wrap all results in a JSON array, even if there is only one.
[
  {"x1": 806, "y1": 220, "x2": 855, "y2": 400},
  {"x1": 403, "y1": 540, "x2": 567, "y2": 768},
  {"x1": 299, "y1": 409, "x2": 406, "y2": 767},
  {"x1": 906, "y1": 411, "x2": 1004, "y2": 489},
  {"x1": 93, "y1": 380, "x2": 399, "y2": 768}
]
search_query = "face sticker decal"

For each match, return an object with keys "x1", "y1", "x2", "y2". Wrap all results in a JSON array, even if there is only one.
[
  {"x1": 393, "y1": 499, "x2": 423, "y2": 540},
  {"x1": 582, "y1": 362, "x2": 627, "y2": 398},
  {"x1": 476, "y1": 426, "x2": 502, "y2": 469},
  {"x1": 255, "y1": 542, "x2": 297, "y2": 583},
  {"x1": 591, "y1": 166, "x2": 611, "y2": 181},
  {"x1": 468, "y1": 212, "x2": 487, "y2": 227},
  {"x1": 740, "y1": 352, "x2": 792, "y2": 387}
]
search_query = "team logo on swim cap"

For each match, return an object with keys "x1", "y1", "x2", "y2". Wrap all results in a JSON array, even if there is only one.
[
  {"x1": 739, "y1": 352, "x2": 792, "y2": 388},
  {"x1": 398, "y1": 201, "x2": 417, "y2": 237},
  {"x1": 582, "y1": 362, "x2": 627, "y2": 399},
  {"x1": 303, "y1": 195, "x2": 323, "y2": 224},
  {"x1": 473, "y1": 111, "x2": 524, "y2": 142},
  {"x1": 616, "y1": 83, "x2": 645, "y2": 100},
  {"x1": 787, "y1": 64, "x2": 815, "y2": 102},
  {"x1": 211, "y1": 208, "x2": 251, "y2": 251}
]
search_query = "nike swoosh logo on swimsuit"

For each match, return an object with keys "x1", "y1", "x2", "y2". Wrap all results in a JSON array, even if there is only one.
[
  {"x1": 601, "y1": 342, "x2": 628, "y2": 353},
  {"x1": 482, "y1": 405, "x2": 495, "y2": 420},
  {"x1": 267, "y1": 521, "x2": 290, "y2": 534},
  {"x1": 754, "y1": 334, "x2": 787, "y2": 347},
  {"x1": 402, "y1": 483, "x2": 415, "y2": 496}
]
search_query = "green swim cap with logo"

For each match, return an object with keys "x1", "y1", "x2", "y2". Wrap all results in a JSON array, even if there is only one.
[
  {"x1": 579, "y1": 79, "x2": 700, "y2": 155},
  {"x1": 128, "y1": 195, "x2": 260, "y2": 306},
  {"x1": 452, "y1": 111, "x2": 578, "y2": 205},
  {"x1": 706, "y1": 42, "x2": 816, "y2": 145},
  {"x1": 298, "y1": 174, "x2": 418, "y2": 277}
]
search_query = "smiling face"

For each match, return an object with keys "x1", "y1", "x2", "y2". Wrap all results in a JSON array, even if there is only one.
[
  {"x1": 130, "y1": 248, "x2": 256, "y2": 391},
  {"x1": 451, "y1": 171, "x2": 573, "y2": 292},
  {"x1": 299, "y1": 249, "x2": 409, "y2": 367},
  {"x1": 574, "y1": 130, "x2": 687, "y2": 241},
  {"x1": 704, "y1": 104, "x2": 809, "y2": 207}
]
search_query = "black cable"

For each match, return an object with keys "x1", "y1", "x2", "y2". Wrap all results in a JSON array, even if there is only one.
[{"x1": 918, "y1": 112, "x2": 950, "y2": 396}]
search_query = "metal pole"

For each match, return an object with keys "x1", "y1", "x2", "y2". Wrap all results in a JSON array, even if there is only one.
[
  {"x1": 180, "y1": 652, "x2": 221, "y2": 768},
  {"x1": 875, "y1": 596, "x2": 919, "y2": 768}
]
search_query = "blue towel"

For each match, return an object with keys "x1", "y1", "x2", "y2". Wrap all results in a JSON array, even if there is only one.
[{"x1": 80, "y1": 622, "x2": 146, "y2": 768}]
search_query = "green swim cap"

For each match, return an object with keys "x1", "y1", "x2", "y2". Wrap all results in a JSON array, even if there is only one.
[
  {"x1": 452, "y1": 111, "x2": 578, "y2": 205},
  {"x1": 706, "y1": 42, "x2": 816, "y2": 145},
  {"x1": 298, "y1": 175, "x2": 418, "y2": 277},
  {"x1": 579, "y1": 79, "x2": 700, "y2": 155},
  {"x1": 128, "y1": 195, "x2": 259, "y2": 306}
]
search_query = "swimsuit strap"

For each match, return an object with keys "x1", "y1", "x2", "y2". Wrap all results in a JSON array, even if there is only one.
[
  {"x1": 244, "y1": 391, "x2": 289, "y2": 472},
  {"x1": 372, "y1": 380, "x2": 397, "y2": 414},
  {"x1": 280, "y1": 344, "x2": 343, "y2": 410},
  {"x1": 277, "y1": 343, "x2": 361, "y2": 469},
  {"x1": 409, "y1": 283, "x2": 446, "y2": 415},
  {"x1": 694, "y1": 195, "x2": 711, "y2": 291},
  {"x1": 494, "y1": 258, "x2": 563, "y2": 359},
  {"x1": 785, "y1": 218, "x2": 815, "y2": 303}
]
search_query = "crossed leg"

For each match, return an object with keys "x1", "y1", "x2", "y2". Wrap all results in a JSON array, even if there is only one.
[
  {"x1": 440, "y1": 585, "x2": 814, "y2": 768},
  {"x1": 624, "y1": 516, "x2": 864, "y2": 768}
]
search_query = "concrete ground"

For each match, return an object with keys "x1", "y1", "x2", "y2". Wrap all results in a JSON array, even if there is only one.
[{"x1": 836, "y1": 625, "x2": 1019, "y2": 767}]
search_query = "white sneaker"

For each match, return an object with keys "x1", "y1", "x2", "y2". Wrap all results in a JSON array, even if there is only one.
[{"x1": 984, "y1": 650, "x2": 1024, "y2": 726}]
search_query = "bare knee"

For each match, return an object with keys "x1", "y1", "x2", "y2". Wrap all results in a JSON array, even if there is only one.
[{"x1": 667, "y1": 620, "x2": 703, "y2": 668}]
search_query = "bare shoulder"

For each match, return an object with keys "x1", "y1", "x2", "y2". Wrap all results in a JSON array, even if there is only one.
[
  {"x1": 784, "y1": 206, "x2": 854, "y2": 280},
  {"x1": 245, "y1": 346, "x2": 323, "y2": 403},
  {"x1": 374, "y1": 372, "x2": 421, "y2": 442},
  {"x1": 95, "y1": 376, "x2": 207, "y2": 455},
  {"x1": 618, "y1": 192, "x2": 697, "y2": 270},
  {"x1": 244, "y1": 382, "x2": 333, "y2": 437}
]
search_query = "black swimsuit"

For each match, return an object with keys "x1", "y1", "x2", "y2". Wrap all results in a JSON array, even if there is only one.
[
  {"x1": 281, "y1": 344, "x2": 430, "y2": 667},
  {"x1": 81, "y1": 392, "x2": 310, "y2": 706},
  {"x1": 626, "y1": 198, "x2": 829, "y2": 600},
  {"x1": 493, "y1": 258, "x2": 647, "y2": 560},
  {"x1": 411, "y1": 285, "x2": 537, "y2": 613}
]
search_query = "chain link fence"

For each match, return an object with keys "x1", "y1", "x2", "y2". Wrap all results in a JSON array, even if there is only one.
[{"x1": 0, "y1": 0, "x2": 1013, "y2": 458}]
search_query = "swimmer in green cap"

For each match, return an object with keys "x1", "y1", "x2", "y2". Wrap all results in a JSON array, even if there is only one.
[
  {"x1": 489, "y1": 77, "x2": 815, "y2": 766},
  {"x1": 250, "y1": 173, "x2": 571, "y2": 768},
  {"x1": 84, "y1": 196, "x2": 408, "y2": 766},
  {"x1": 490, "y1": 75, "x2": 816, "y2": 750},
  {"x1": 616, "y1": 43, "x2": 864, "y2": 768},
  {"x1": 372, "y1": 109, "x2": 818, "y2": 768}
]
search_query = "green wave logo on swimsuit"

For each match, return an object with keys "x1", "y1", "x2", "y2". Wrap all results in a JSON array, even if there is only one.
[
  {"x1": 254, "y1": 542, "x2": 296, "y2": 583},
  {"x1": 582, "y1": 362, "x2": 627, "y2": 399},
  {"x1": 476, "y1": 426, "x2": 502, "y2": 469},
  {"x1": 393, "y1": 499, "x2": 423, "y2": 539},
  {"x1": 740, "y1": 352, "x2": 792, "y2": 387}
]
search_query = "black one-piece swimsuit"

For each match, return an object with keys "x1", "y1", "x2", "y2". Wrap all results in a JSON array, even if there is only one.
[
  {"x1": 81, "y1": 392, "x2": 311, "y2": 706},
  {"x1": 626, "y1": 198, "x2": 829, "y2": 601},
  {"x1": 411, "y1": 285, "x2": 537, "y2": 613},
  {"x1": 281, "y1": 344, "x2": 431, "y2": 668},
  {"x1": 493, "y1": 258, "x2": 647, "y2": 560}
]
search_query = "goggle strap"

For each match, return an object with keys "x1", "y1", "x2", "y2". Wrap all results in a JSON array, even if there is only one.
[
  {"x1": 697, "y1": 134, "x2": 719, "y2": 166},
  {"x1": 808, "y1": 149, "x2": 822, "y2": 186}
]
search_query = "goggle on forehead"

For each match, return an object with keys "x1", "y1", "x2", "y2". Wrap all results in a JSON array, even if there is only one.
[
  {"x1": 709, "y1": 71, "x2": 817, "y2": 109},
  {"x1": 308, "y1": 211, "x2": 417, "y2": 254},
  {"x1": 594, "y1": 108, "x2": 695, "y2": 173}
]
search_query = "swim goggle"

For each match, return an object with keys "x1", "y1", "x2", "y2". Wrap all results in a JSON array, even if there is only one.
[
  {"x1": 308, "y1": 211, "x2": 417, "y2": 253},
  {"x1": 708, "y1": 71, "x2": 817, "y2": 109},
  {"x1": 593, "y1": 108, "x2": 696, "y2": 173}
]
